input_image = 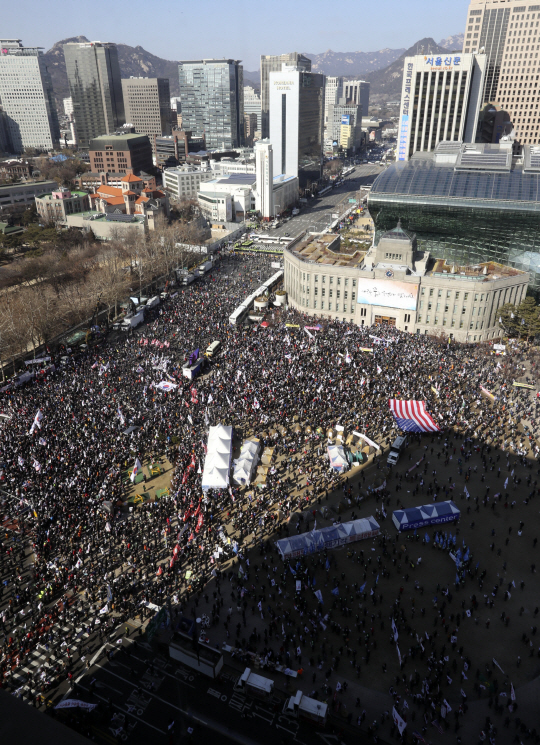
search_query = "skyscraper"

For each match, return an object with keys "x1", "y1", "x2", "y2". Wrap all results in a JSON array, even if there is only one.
[
  {"x1": 463, "y1": 0, "x2": 540, "y2": 144},
  {"x1": 260, "y1": 53, "x2": 311, "y2": 138},
  {"x1": 343, "y1": 80, "x2": 370, "y2": 115},
  {"x1": 0, "y1": 39, "x2": 60, "y2": 153},
  {"x1": 397, "y1": 53, "x2": 487, "y2": 161},
  {"x1": 64, "y1": 41, "x2": 125, "y2": 149},
  {"x1": 178, "y1": 59, "x2": 244, "y2": 150},
  {"x1": 269, "y1": 65, "x2": 324, "y2": 188},
  {"x1": 121, "y1": 77, "x2": 171, "y2": 154},
  {"x1": 244, "y1": 85, "x2": 262, "y2": 133},
  {"x1": 324, "y1": 77, "x2": 344, "y2": 134}
]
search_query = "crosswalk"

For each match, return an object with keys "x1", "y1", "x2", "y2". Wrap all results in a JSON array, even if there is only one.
[{"x1": 7, "y1": 624, "x2": 92, "y2": 702}]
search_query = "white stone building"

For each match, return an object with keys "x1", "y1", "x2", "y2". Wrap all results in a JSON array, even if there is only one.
[{"x1": 283, "y1": 224, "x2": 529, "y2": 343}]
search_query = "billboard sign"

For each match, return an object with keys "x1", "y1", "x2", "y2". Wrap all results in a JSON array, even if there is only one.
[
  {"x1": 356, "y1": 278, "x2": 418, "y2": 311},
  {"x1": 341, "y1": 114, "x2": 351, "y2": 125}
]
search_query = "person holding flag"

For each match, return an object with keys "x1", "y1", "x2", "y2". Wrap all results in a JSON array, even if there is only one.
[{"x1": 130, "y1": 457, "x2": 142, "y2": 483}]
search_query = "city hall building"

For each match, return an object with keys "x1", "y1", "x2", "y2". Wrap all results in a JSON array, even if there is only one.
[
  {"x1": 368, "y1": 140, "x2": 540, "y2": 293},
  {"x1": 283, "y1": 225, "x2": 528, "y2": 344}
]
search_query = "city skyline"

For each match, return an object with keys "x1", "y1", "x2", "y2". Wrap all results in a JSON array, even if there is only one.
[{"x1": 3, "y1": 0, "x2": 470, "y2": 70}]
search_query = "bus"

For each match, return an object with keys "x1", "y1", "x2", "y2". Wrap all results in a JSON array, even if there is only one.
[{"x1": 241, "y1": 240, "x2": 254, "y2": 247}]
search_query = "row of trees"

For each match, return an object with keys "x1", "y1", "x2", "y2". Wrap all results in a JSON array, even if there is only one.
[
  {"x1": 0, "y1": 217, "x2": 206, "y2": 380},
  {"x1": 498, "y1": 297, "x2": 540, "y2": 341}
]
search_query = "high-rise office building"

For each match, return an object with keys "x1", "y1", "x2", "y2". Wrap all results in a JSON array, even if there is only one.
[
  {"x1": 343, "y1": 80, "x2": 370, "y2": 115},
  {"x1": 255, "y1": 139, "x2": 274, "y2": 219},
  {"x1": 397, "y1": 53, "x2": 487, "y2": 161},
  {"x1": 178, "y1": 59, "x2": 244, "y2": 150},
  {"x1": 463, "y1": 0, "x2": 540, "y2": 144},
  {"x1": 261, "y1": 53, "x2": 311, "y2": 138},
  {"x1": 0, "y1": 39, "x2": 60, "y2": 153},
  {"x1": 244, "y1": 113, "x2": 258, "y2": 146},
  {"x1": 64, "y1": 41, "x2": 125, "y2": 149},
  {"x1": 121, "y1": 77, "x2": 171, "y2": 154},
  {"x1": 244, "y1": 86, "x2": 262, "y2": 133},
  {"x1": 269, "y1": 65, "x2": 324, "y2": 188},
  {"x1": 324, "y1": 77, "x2": 344, "y2": 133},
  {"x1": 327, "y1": 100, "x2": 363, "y2": 151}
]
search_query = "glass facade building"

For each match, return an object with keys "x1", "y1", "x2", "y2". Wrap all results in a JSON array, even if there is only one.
[
  {"x1": 368, "y1": 141, "x2": 540, "y2": 291},
  {"x1": 178, "y1": 60, "x2": 243, "y2": 150},
  {"x1": 0, "y1": 39, "x2": 60, "y2": 152},
  {"x1": 64, "y1": 42, "x2": 125, "y2": 149}
]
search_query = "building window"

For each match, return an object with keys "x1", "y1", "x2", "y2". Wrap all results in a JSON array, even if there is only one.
[
  {"x1": 421, "y1": 287, "x2": 426, "y2": 296},
  {"x1": 460, "y1": 321, "x2": 464, "y2": 329},
  {"x1": 321, "y1": 302, "x2": 325, "y2": 309},
  {"x1": 417, "y1": 315, "x2": 422, "y2": 323},
  {"x1": 352, "y1": 279, "x2": 356, "y2": 287},
  {"x1": 344, "y1": 291, "x2": 348, "y2": 300},
  {"x1": 426, "y1": 315, "x2": 430, "y2": 323},
  {"x1": 322, "y1": 289, "x2": 325, "y2": 297},
  {"x1": 328, "y1": 302, "x2": 332, "y2": 310},
  {"x1": 429, "y1": 288, "x2": 434, "y2": 297},
  {"x1": 352, "y1": 292, "x2": 356, "y2": 301},
  {"x1": 314, "y1": 301, "x2": 317, "y2": 309}
]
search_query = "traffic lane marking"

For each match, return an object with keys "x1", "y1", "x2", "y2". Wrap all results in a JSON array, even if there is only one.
[
  {"x1": 78, "y1": 682, "x2": 166, "y2": 736},
  {"x1": 94, "y1": 665, "x2": 265, "y2": 745}
]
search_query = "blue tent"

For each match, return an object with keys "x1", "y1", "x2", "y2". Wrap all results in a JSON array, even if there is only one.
[{"x1": 392, "y1": 501, "x2": 460, "y2": 532}]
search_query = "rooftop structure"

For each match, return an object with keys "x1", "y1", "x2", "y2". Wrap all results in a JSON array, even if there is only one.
[{"x1": 288, "y1": 233, "x2": 365, "y2": 269}]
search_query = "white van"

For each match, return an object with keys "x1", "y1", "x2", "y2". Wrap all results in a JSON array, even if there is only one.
[
  {"x1": 205, "y1": 340, "x2": 221, "y2": 358},
  {"x1": 387, "y1": 435, "x2": 408, "y2": 466}
]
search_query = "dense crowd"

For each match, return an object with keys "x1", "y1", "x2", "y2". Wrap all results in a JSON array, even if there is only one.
[{"x1": 1, "y1": 250, "x2": 540, "y2": 744}]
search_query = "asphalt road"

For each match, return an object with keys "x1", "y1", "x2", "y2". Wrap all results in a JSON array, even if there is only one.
[
  {"x1": 264, "y1": 164, "x2": 383, "y2": 240},
  {"x1": 69, "y1": 635, "x2": 374, "y2": 745}
]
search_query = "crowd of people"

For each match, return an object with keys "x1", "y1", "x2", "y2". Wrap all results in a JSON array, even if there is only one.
[{"x1": 1, "y1": 249, "x2": 540, "y2": 744}]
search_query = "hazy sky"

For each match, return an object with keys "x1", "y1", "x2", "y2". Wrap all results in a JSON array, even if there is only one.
[{"x1": 4, "y1": 0, "x2": 470, "y2": 70}]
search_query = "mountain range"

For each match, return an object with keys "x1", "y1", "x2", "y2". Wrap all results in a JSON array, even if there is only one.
[
  {"x1": 363, "y1": 37, "x2": 460, "y2": 104},
  {"x1": 44, "y1": 33, "x2": 465, "y2": 112}
]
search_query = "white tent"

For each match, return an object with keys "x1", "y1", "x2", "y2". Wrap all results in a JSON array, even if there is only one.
[
  {"x1": 202, "y1": 425, "x2": 233, "y2": 491},
  {"x1": 233, "y1": 438, "x2": 261, "y2": 485},
  {"x1": 327, "y1": 445, "x2": 348, "y2": 473}
]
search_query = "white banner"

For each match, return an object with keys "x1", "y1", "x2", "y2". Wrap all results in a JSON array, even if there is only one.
[
  {"x1": 25, "y1": 357, "x2": 51, "y2": 366},
  {"x1": 353, "y1": 432, "x2": 381, "y2": 451},
  {"x1": 391, "y1": 618, "x2": 399, "y2": 642},
  {"x1": 304, "y1": 327, "x2": 314, "y2": 339},
  {"x1": 55, "y1": 699, "x2": 97, "y2": 711}
]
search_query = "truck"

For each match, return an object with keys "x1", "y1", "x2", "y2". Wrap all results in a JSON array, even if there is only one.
[
  {"x1": 235, "y1": 668, "x2": 274, "y2": 700},
  {"x1": 146, "y1": 296, "x2": 160, "y2": 310},
  {"x1": 198, "y1": 260, "x2": 212, "y2": 276},
  {"x1": 182, "y1": 273, "x2": 196, "y2": 286},
  {"x1": 120, "y1": 310, "x2": 145, "y2": 331},
  {"x1": 169, "y1": 629, "x2": 224, "y2": 679},
  {"x1": 387, "y1": 435, "x2": 408, "y2": 466},
  {"x1": 286, "y1": 690, "x2": 328, "y2": 725}
]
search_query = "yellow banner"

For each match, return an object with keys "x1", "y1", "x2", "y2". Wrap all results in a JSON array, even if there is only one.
[
  {"x1": 285, "y1": 324, "x2": 300, "y2": 328},
  {"x1": 513, "y1": 382, "x2": 535, "y2": 390},
  {"x1": 431, "y1": 386, "x2": 439, "y2": 397},
  {"x1": 360, "y1": 347, "x2": 373, "y2": 353}
]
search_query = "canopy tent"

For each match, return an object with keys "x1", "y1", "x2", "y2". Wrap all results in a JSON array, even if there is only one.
[
  {"x1": 327, "y1": 445, "x2": 348, "y2": 473},
  {"x1": 392, "y1": 500, "x2": 460, "y2": 532},
  {"x1": 276, "y1": 516, "x2": 380, "y2": 559},
  {"x1": 201, "y1": 425, "x2": 233, "y2": 491},
  {"x1": 232, "y1": 439, "x2": 261, "y2": 485}
]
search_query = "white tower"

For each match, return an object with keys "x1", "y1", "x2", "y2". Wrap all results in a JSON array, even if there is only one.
[{"x1": 255, "y1": 139, "x2": 274, "y2": 220}]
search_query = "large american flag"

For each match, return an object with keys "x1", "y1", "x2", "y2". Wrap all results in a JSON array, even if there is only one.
[{"x1": 389, "y1": 399, "x2": 441, "y2": 433}]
